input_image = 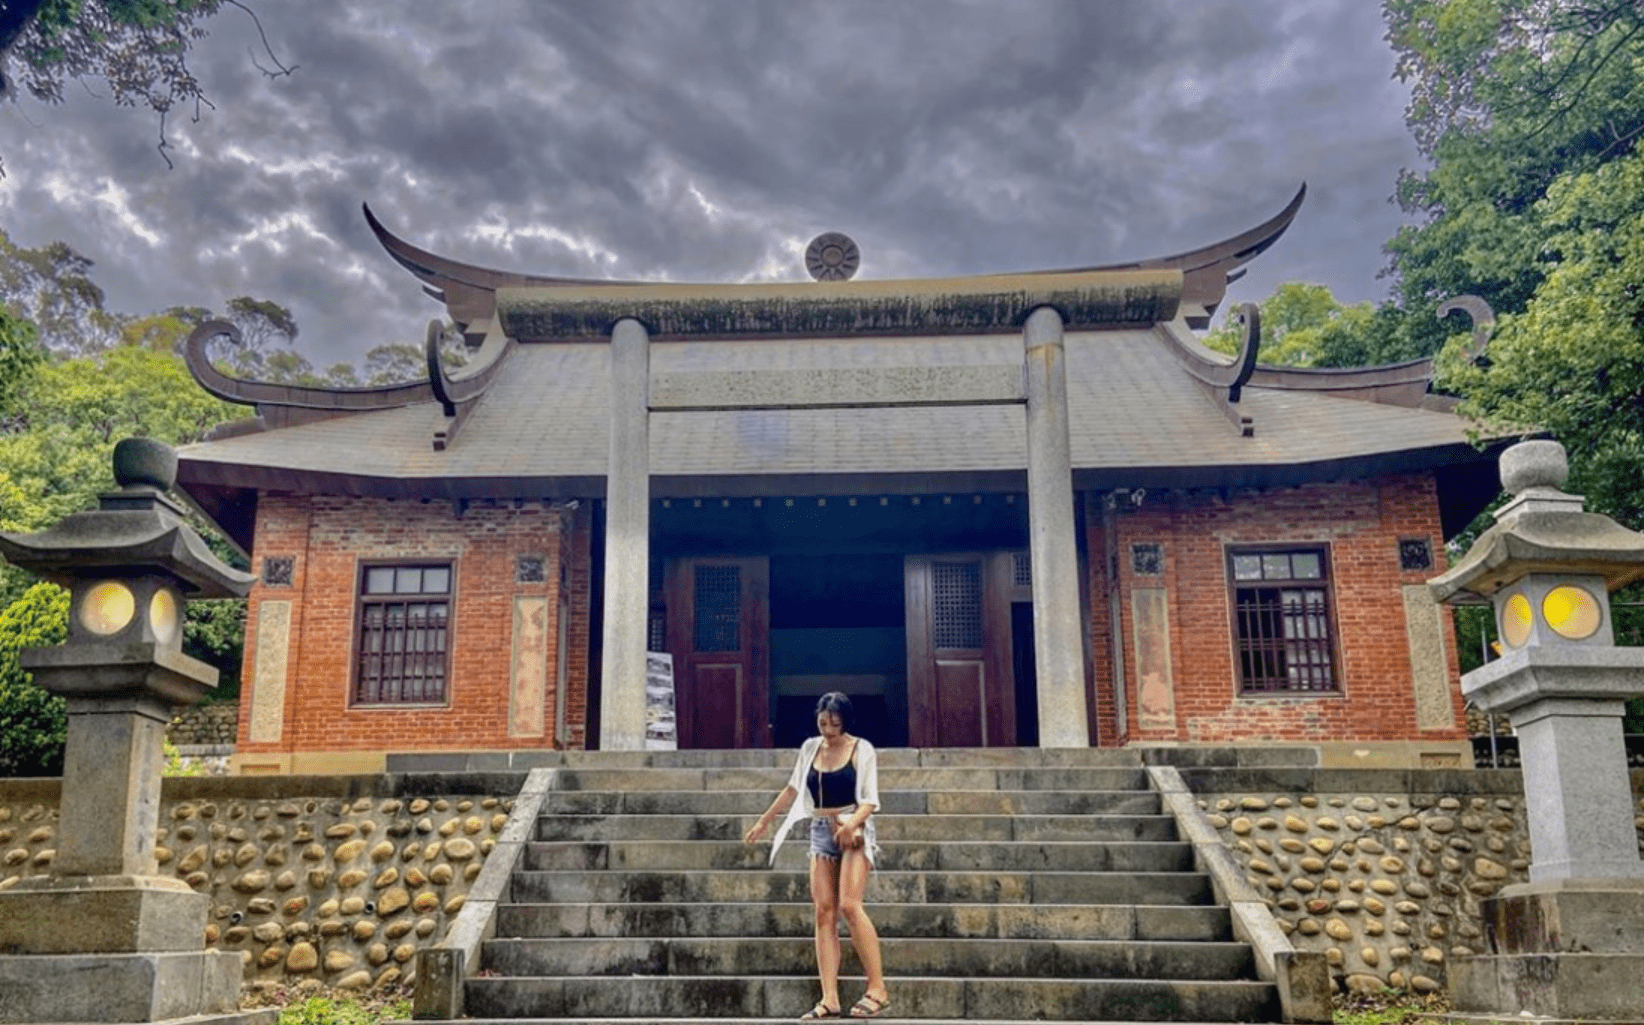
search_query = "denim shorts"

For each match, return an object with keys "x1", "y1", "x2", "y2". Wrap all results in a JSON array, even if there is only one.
[{"x1": 809, "y1": 814, "x2": 876, "y2": 867}]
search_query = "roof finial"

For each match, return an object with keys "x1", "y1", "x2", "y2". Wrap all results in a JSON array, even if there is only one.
[{"x1": 805, "y1": 232, "x2": 860, "y2": 281}]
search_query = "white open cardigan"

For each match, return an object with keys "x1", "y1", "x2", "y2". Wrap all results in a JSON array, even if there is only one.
[{"x1": 767, "y1": 735, "x2": 882, "y2": 867}]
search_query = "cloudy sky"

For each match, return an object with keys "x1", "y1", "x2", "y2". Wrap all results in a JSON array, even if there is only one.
[{"x1": 0, "y1": 0, "x2": 1421, "y2": 367}]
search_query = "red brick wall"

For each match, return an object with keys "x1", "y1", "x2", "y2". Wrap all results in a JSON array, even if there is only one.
[
  {"x1": 1083, "y1": 472, "x2": 1465, "y2": 744},
  {"x1": 240, "y1": 471, "x2": 1460, "y2": 755},
  {"x1": 237, "y1": 494, "x2": 589, "y2": 755}
]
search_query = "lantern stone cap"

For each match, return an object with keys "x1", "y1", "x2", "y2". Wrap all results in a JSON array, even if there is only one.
[
  {"x1": 0, "y1": 438, "x2": 255, "y2": 598},
  {"x1": 1429, "y1": 439, "x2": 1644, "y2": 603}
]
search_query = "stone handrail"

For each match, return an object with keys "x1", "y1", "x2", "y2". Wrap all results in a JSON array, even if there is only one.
[
  {"x1": 1148, "y1": 765, "x2": 1332, "y2": 1024},
  {"x1": 411, "y1": 767, "x2": 560, "y2": 1019}
]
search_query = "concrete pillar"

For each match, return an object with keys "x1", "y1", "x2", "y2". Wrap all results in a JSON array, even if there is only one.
[
  {"x1": 1023, "y1": 305, "x2": 1091, "y2": 747},
  {"x1": 600, "y1": 318, "x2": 651, "y2": 750},
  {"x1": 1511, "y1": 696, "x2": 1644, "y2": 883},
  {"x1": 54, "y1": 694, "x2": 171, "y2": 878}
]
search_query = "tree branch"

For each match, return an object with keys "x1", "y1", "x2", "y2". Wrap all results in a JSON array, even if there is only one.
[{"x1": 224, "y1": 0, "x2": 294, "y2": 80}]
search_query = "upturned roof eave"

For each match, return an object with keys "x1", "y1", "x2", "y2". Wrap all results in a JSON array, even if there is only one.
[{"x1": 364, "y1": 185, "x2": 1306, "y2": 334}]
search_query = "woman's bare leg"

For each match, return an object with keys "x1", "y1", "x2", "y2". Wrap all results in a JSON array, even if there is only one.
[
  {"x1": 837, "y1": 848, "x2": 887, "y2": 1004},
  {"x1": 810, "y1": 855, "x2": 843, "y2": 1012}
]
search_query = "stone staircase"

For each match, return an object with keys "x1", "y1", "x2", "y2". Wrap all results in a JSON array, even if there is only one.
[{"x1": 430, "y1": 749, "x2": 1282, "y2": 1023}]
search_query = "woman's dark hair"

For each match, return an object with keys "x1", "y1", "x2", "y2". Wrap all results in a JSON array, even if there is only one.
[{"x1": 814, "y1": 691, "x2": 854, "y2": 732}]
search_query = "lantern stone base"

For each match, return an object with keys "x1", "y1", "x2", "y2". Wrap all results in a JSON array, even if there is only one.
[
  {"x1": 0, "y1": 876, "x2": 267, "y2": 1024},
  {"x1": 1450, "y1": 880, "x2": 1644, "y2": 1023},
  {"x1": 0, "y1": 950, "x2": 247, "y2": 1023},
  {"x1": 0, "y1": 875, "x2": 207, "y2": 955}
]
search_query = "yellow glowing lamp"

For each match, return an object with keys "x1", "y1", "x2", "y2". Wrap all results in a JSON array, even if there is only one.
[
  {"x1": 1542, "y1": 585, "x2": 1602, "y2": 640},
  {"x1": 68, "y1": 576, "x2": 188, "y2": 650},
  {"x1": 1493, "y1": 576, "x2": 1611, "y2": 651},
  {"x1": 80, "y1": 581, "x2": 136, "y2": 635}
]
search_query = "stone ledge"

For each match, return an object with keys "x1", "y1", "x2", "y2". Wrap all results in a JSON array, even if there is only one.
[{"x1": 0, "y1": 950, "x2": 242, "y2": 1023}]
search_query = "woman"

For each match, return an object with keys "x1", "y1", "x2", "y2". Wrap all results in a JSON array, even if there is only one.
[{"x1": 743, "y1": 692, "x2": 891, "y2": 1019}]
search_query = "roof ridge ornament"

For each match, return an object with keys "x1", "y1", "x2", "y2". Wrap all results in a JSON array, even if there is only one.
[{"x1": 805, "y1": 233, "x2": 859, "y2": 281}]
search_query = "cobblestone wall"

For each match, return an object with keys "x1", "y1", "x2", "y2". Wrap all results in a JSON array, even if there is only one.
[
  {"x1": 1194, "y1": 771, "x2": 1644, "y2": 997},
  {"x1": 0, "y1": 775, "x2": 522, "y2": 999},
  {"x1": 167, "y1": 703, "x2": 240, "y2": 746}
]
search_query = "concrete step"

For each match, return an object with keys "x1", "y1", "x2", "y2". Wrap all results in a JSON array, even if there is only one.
[
  {"x1": 507, "y1": 869, "x2": 1215, "y2": 906},
  {"x1": 521, "y1": 840, "x2": 1197, "y2": 874},
  {"x1": 407, "y1": 1020, "x2": 1272, "y2": 1025},
  {"x1": 461, "y1": 974, "x2": 1279, "y2": 1021},
  {"x1": 493, "y1": 901, "x2": 1234, "y2": 941},
  {"x1": 479, "y1": 936, "x2": 1257, "y2": 980},
  {"x1": 547, "y1": 766, "x2": 1151, "y2": 793},
  {"x1": 534, "y1": 813, "x2": 1179, "y2": 843},
  {"x1": 540, "y1": 789, "x2": 1163, "y2": 817},
  {"x1": 391, "y1": 746, "x2": 1154, "y2": 772}
]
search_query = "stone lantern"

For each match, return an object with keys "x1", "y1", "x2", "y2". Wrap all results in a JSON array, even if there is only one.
[
  {"x1": 0, "y1": 438, "x2": 258, "y2": 1024},
  {"x1": 1429, "y1": 438, "x2": 1644, "y2": 1021}
]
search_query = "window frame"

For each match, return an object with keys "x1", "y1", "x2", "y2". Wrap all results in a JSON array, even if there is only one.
[
  {"x1": 1225, "y1": 543, "x2": 1341, "y2": 696},
  {"x1": 350, "y1": 559, "x2": 456, "y2": 709}
]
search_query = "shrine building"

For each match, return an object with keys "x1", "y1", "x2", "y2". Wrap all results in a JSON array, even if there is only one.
[{"x1": 173, "y1": 187, "x2": 1501, "y2": 773}]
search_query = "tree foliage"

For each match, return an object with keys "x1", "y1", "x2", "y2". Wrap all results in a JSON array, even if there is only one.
[
  {"x1": 1378, "y1": 0, "x2": 1644, "y2": 364},
  {"x1": 1204, "y1": 283, "x2": 1396, "y2": 368},
  {"x1": 1437, "y1": 146, "x2": 1644, "y2": 528},
  {"x1": 0, "y1": 581, "x2": 68, "y2": 777},
  {"x1": 0, "y1": 229, "x2": 121, "y2": 353},
  {"x1": 0, "y1": 0, "x2": 292, "y2": 172}
]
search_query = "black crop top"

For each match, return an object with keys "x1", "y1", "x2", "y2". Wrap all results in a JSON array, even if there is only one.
[{"x1": 807, "y1": 740, "x2": 858, "y2": 808}]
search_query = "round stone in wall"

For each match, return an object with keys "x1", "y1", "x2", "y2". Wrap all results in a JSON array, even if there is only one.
[{"x1": 805, "y1": 232, "x2": 860, "y2": 281}]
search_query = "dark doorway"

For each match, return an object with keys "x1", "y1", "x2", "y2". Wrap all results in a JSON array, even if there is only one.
[
  {"x1": 769, "y1": 553, "x2": 906, "y2": 750},
  {"x1": 1011, "y1": 602, "x2": 1039, "y2": 747}
]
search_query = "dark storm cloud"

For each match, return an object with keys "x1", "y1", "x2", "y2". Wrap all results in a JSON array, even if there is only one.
[{"x1": 0, "y1": 0, "x2": 1419, "y2": 365}]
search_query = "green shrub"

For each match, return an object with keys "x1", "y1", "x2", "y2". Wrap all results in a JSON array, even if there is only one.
[
  {"x1": 0, "y1": 581, "x2": 69, "y2": 776},
  {"x1": 162, "y1": 735, "x2": 205, "y2": 777}
]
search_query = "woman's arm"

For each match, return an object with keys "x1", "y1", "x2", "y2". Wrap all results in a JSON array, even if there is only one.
[
  {"x1": 838, "y1": 740, "x2": 880, "y2": 832},
  {"x1": 743, "y1": 785, "x2": 797, "y2": 844}
]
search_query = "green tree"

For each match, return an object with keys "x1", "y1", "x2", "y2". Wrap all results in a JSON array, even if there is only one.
[
  {"x1": 1378, "y1": 0, "x2": 1644, "y2": 363},
  {"x1": 0, "y1": 581, "x2": 68, "y2": 777},
  {"x1": 1437, "y1": 147, "x2": 1644, "y2": 529},
  {"x1": 1204, "y1": 283, "x2": 1390, "y2": 367},
  {"x1": 0, "y1": 305, "x2": 45, "y2": 427},
  {"x1": 0, "y1": 0, "x2": 291, "y2": 173},
  {"x1": 0, "y1": 229, "x2": 121, "y2": 353}
]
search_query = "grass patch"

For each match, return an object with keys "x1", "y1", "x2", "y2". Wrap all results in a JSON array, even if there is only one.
[
  {"x1": 243, "y1": 982, "x2": 413, "y2": 1025},
  {"x1": 1334, "y1": 987, "x2": 1453, "y2": 1025}
]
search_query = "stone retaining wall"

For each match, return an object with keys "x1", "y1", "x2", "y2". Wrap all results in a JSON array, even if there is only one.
[
  {"x1": 0, "y1": 774, "x2": 524, "y2": 999},
  {"x1": 168, "y1": 703, "x2": 240, "y2": 746},
  {"x1": 1182, "y1": 767, "x2": 1644, "y2": 998}
]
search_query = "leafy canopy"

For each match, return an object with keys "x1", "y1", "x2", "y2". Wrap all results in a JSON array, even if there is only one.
[
  {"x1": 0, "y1": 0, "x2": 293, "y2": 172},
  {"x1": 0, "y1": 582, "x2": 68, "y2": 777}
]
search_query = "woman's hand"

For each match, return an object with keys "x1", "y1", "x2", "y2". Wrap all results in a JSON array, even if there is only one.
[
  {"x1": 833, "y1": 812, "x2": 864, "y2": 850},
  {"x1": 743, "y1": 818, "x2": 770, "y2": 845}
]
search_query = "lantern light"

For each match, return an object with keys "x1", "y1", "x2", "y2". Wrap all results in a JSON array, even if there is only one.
[
  {"x1": 80, "y1": 580, "x2": 136, "y2": 635},
  {"x1": 1542, "y1": 584, "x2": 1601, "y2": 640},
  {"x1": 149, "y1": 586, "x2": 180, "y2": 645},
  {"x1": 1500, "y1": 592, "x2": 1533, "y2": 648}
]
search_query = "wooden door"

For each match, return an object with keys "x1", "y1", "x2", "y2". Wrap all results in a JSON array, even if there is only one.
[
  {"x1": 665, "y1": 557, "x2": 771, "y2": 749},
  {"x1": 905, "y1": 552, "x2": 1016, "y2": 747}
]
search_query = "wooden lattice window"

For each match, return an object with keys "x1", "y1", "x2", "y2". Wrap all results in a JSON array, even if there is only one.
[
  {"x1": 1228, "y1": 546, "x2": 1338, "y2": 694},
  {"x1": 693, "y1": 564, "x2": 741, "y2": 652},
  {"x1": 1012, "y1": 550, "x2": 1032, "y2": 588},
  {"x1": 932, "y1": 560, "x2": 983, "y2": 649},
  {"x1": 354, "y1": 563, "x2": 452, "y2": 705}
]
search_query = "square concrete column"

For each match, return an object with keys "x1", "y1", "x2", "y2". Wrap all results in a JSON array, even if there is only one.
[
  {"x1": 599, "y1": 317, "x2": 651, "y2": 751},
  {"x1": 1504, "y1": 688, "x2": 1644, "y2": 884},
  {"x1": 1022, "y1": 306, "x2": 1091, "y2": 747},
  {"x1": 54, "y1": 692, "x2": 171, "y2": 878}
]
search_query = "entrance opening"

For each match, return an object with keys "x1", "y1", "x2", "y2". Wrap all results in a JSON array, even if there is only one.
[
  {"x1": 1011, "y1": 601, "x2": 1039, "y2": 746},
  {"x1": 769, "y1": 553, "x2": 906, "y2": 749}
]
